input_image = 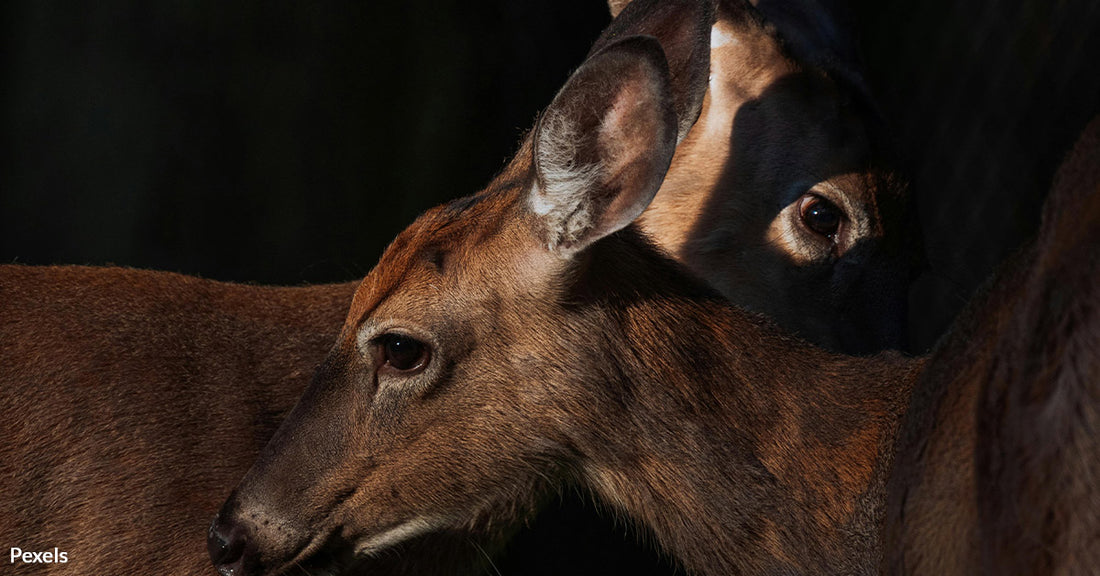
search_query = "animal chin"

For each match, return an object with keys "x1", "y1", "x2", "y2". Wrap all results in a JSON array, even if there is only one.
[{"x1": 352, "y1": 515, "x2": 451, "y2": 558}]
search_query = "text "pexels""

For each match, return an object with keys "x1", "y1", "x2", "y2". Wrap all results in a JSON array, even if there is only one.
[{"x1": 10, "y1": 547, "x2": 69, "y2": 564}]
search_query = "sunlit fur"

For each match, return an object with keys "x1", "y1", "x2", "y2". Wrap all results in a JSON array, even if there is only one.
[
  {"x1": 633, "y1": 0, "x2": 915, "y2": 354},
  {"x1": 220, "y1": 43, "x2": 1097, "y2": 576},
  {"x1": 217, "y1": 35, "x2": 923, "y2": 575}
]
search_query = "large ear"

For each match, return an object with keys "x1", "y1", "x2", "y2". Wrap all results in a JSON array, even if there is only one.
[
  {"x1": 607, "y1": 0, "x2": 631, "y2": 18},
  {"x1": 595, "y1": 0, "x2": 713, "y2": 143},
  {"x1": 528, "y1": 36, "x2": 677, "y2": 256}
]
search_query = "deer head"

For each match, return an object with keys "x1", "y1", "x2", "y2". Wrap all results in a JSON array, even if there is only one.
[
  {"x1": 614, "y1": 0, "x2": 917, "y2": 353},
  {"x1": 208, "y1": 34, "x2": 687, "y2": 575}
]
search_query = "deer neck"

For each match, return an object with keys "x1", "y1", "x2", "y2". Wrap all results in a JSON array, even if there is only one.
[{"x1": 558, "y1": 232, "x2": 922, "y2": 575}]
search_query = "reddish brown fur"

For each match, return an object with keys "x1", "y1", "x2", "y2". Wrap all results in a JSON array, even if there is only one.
[
  {"x1": 0, "y1": 268, "x2": 502, "y2": 576},
  {"x1": 213, "y1": 35, "x2": 924, "y2": 576},
  {"x1": 0, "y1": 267, "x2": 356, "y2": 574},
  {"x1": 883, "y1": 246, "x2": 1031, "y2": 574},
  {"x1": 226, "y1": 189, "x2": 925, "y2": 575},
  {"x1": 975, "y1": 116, "x2": 1100, "y2": 575},
  {"x1": 216, "y1": 34, "x2": 1098, "y2": 576}
]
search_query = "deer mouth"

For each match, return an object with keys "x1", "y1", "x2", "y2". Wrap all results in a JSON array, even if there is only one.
[
  {"x1": 262, "y1": 515, "x2": 457, "y2": 576},
  {"x1": 263, "y1": 529, "x2": 358, "y2": 576}
]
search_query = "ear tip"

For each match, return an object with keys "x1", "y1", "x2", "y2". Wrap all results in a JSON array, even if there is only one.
[
  {"x1": 595, "y1": 34, "x2": 665, "y2": 59},
  {"x1": 590, "y1": 35, "x2": 673, "y2": 85}
]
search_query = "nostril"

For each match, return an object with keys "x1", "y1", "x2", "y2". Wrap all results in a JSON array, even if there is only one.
[{"x1": 208, "y1": 514, "x2": 247, "y2": 574}]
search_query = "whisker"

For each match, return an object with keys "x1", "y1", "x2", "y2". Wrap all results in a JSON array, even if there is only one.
[{"x1": 469, "y1": 538, "x2": 503, "y2": 576}]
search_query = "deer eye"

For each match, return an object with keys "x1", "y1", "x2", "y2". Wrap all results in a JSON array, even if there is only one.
[
  {"x1": 798, "y1": 194, "x2": 843, "y2": 239},
  {"x1": 375, "y1": 334, "x2": 430, "y2": 373}
]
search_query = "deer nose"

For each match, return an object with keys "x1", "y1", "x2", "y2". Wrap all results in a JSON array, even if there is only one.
[{"x1": 208, "y1": 513, "x2": 250, "y2": 575}]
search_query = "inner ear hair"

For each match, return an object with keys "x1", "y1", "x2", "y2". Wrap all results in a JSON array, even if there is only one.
[{"x1": 530, "y1": 36, "x2": 678, "y2": 256}]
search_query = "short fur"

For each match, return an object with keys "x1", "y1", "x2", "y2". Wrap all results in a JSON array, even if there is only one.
[
  {"x1": 885, "y1": 117, "x2": 1100, "y2": 575},
  {"x1": 3, "y1": 1, "x2": 920, "y2": 574},
  {"x1": 619, "y1": 0, "x2": 916, "y2": 353},
  {"x1": 213, "y1": 33, "x2": 923, "y2": 576},
  {"x1": 217, "y1": 35, "x2": 1098, "y2": 576}
]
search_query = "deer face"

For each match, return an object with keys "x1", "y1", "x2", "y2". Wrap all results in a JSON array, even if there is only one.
[
  {"x1": 628, "y1": 0, "x2": 916, "y2": 353},
  {"x1": 209, "y1": 35, "x2": 681, "y2": 576}
]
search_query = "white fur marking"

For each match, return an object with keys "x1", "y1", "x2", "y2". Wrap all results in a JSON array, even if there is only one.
[
  {"x1": 710, "y1": 25, "x2": 737, "y2": 48},
  {"x1": 530, "y1": 108, "x2": 604, "y2": 251},
  {"x1": 355, "y1": 516, "x2": 444, "y2": 557}
]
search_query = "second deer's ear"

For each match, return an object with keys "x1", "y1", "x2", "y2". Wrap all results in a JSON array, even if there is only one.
[
  {"x1": 528, "y1": 36, "x2": 677, "y2": 257},
  {"x1": 607, "y1": 0, "x2": 630, "y2": 18},
  {"x1": 597, "y1": 0, "x2": 713, "y2": 143}
]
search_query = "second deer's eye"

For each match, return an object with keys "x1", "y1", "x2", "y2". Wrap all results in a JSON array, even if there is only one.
[
  {"x1": 376, "y1": 334, "x2": 429, "y2": 373},
  {"x1": 798, "y1": 194, "x2": 843, "y2": 239}
]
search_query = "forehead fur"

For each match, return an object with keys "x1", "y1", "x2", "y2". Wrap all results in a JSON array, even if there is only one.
[{"x1": 346, "y1": 164, "x2": 531, "y2": 328}]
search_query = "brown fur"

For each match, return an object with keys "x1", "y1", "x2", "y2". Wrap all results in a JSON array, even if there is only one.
[
  {"x1": 0, "y1": 267, "x2": 356, "y2": 574},
  {"x1": 222, "y1": 193, "x2": 925, "y2": 576},
  {"x1": 885, "y1": 117, "x2": 1100, "y2": 574},
  {"x1": 213, "y1": 34, "x2": 923, "y2": 576},
  {"x1": 632, "y1": 0, "x2": 914, "y2": 353},
  {"x1": 975, "y1": 116, "x2": 1100, "y2": 575},
  {"x1": 216, "y1": 33, "x2": 1099, "y2": 576}
]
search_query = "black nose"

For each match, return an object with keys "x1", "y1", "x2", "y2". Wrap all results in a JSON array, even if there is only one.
[{"x1": 208, "y1": 513, "x2": 248, "y2": 575}]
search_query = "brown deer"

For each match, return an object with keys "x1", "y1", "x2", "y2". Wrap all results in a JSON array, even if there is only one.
[
  {"x1": 501, "y1": 0, "x2": 915, "y2": 571},
  {"x1": 0, "y1": 2, "x2": 706, "y2": 575},
  {"x1": 976, "y1": 115, "x2": 1100, "y2": 575},
  {"x1": 208, "y1": 32, "x2": 924, "y2": 576},
  {"x1": 885, "y1": 116, "x2": 1100, "y2": 575},
  {"x1": 209, "y1": 27, "x2": 1099, "y2": 576},
  {"x1": 612, "y1": 0, "x2": 914, "y2": 354},
  {"x1": 2, "y1": 0, "x2": 915, "y2": 574}
]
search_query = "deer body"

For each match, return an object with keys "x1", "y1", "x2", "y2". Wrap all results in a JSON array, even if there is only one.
[
  {"x1": 976, "y1": 118, "x2": 1100, "y2": 574},
  {"x1": 0, "y1": 266, "x2": 354, "y2": 575},
  {"x1": 887, "y1": 116, "x2": 1100, "y2": 575},
  {"x1": 536, "y1": 243, "x2": 920, "y2": 574}
]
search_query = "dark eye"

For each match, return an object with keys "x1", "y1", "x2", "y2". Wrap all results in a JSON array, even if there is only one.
[
  {"x1": 376, "y1": 334, "x2": 429, "y2": 373},
  {"x1": 798, "y1": 194, "x2": 843, "y2": 239}
]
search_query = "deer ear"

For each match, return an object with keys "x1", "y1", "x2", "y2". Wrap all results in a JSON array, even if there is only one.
[
  {"x1": 607, "y1": 0, "x2": 631, "y2": 18},
  {"x1": 529, "y1": 36, "x2": 677, "y2": 257},
  {"x1": 596, "y1": 0, "x2": 713, "y2": 143}
]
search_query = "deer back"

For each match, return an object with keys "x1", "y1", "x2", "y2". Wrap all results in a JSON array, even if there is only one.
[{"x1": 885, "y1": 116, "x2": 1100, "y2": 575}]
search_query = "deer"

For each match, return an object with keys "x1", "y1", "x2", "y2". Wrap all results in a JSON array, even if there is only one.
[
  {"x1": 610, "y1": 0, "x2": 915, "y2": 355},
  {"x1": 207, "y1": 29, "x2": 926, "y2": 576},
  {"x1": 974, "y1": 115, "x2": 1100, "y2": 575},
  {"x1": 499, "y1": 0, "x2": 915, "y2": 571},
  {"x1": 1, "y1": 0, "x2": 916, "y2": 574},
  {"x1": 208, "y1": 23, "x2": 1099, "y2": 576},
  {"x1": 885, "y1": 115, "x2": 1100, "y2": 575}
]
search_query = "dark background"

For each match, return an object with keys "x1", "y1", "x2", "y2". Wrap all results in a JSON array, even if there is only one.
[{"x1": 2, "y1": 1, "x2": 1098, "y2": 346}]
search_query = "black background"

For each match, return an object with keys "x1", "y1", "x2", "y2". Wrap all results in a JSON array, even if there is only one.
[{"x1": 2, "y1": 1, "x2": 1098, "y2": 347}]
